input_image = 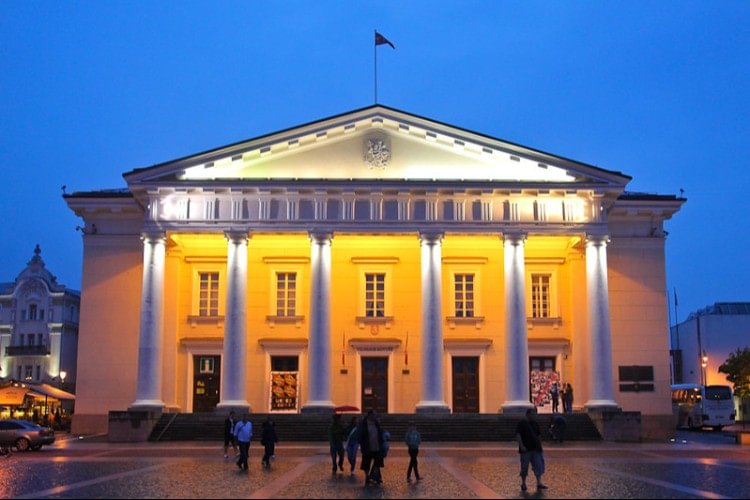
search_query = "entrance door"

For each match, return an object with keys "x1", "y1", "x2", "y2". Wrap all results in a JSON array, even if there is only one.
[
  {"x1": 452, "y1": 356, "x2": 479, "y2": 413},
  {"x1": 193, "y1": 355, "x2": 220, "y2": 413},
  {"x1": 529, "y1": 356, "x2": 558, "y2": 409},
  {"x1": 361, "y1": 357, "x2": 388, "y2": 414}
]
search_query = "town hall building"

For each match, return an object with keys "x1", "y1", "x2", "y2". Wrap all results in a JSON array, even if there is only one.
[{"x1": 64, "y1": 105, "x2": 684, "y2": 437}]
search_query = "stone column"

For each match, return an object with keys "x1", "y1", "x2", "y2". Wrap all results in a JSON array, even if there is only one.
[
  {"x1": 416, "y1": 231, "x2": 449, "y2": 413},
  {"x1": 584, "y1": 234, "x2": 619, "y2": 410},
  {"x1": 302, "y1": 231, "x2": 335, "y2": 413},
  {"x1": 217, "y1": 231, "x2": 251, "y2": 412},
  {"x1": 131, "y1": 232, "x2": 167, "y2": 410},
  {"x1": 501, "y1": 233, "x2": 534, "y2": 413}
]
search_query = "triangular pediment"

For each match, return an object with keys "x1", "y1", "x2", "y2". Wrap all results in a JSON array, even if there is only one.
[{"x1": 125, "y1": 106, "x2": 629, "y2": 188}]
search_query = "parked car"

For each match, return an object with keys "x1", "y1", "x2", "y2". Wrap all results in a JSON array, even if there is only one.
[{"x1": 0, "y1": 419, "x2": 55, "y2": 451}]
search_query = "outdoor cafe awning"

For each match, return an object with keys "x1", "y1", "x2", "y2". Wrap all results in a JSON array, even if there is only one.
[{"x1": 0, "y1": 382, "x2": 75, "y2": 406}]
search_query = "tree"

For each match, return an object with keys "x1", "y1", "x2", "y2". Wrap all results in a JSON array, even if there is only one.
[{"x1": 718, "y1": 347, "x2": 750, "y2": 399}]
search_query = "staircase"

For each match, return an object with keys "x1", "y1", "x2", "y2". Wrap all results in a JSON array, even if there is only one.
[{"x1": 149, "y1": 412, "x2": 601, "y2": 442}]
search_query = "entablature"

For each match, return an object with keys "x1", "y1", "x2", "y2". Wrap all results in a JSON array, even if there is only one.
[{"x1": 143, "y1": 185, "x2": 612, "y2": 230}]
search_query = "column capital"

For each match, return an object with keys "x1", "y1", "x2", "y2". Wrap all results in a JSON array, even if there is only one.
[
  {"x1": 140, "y1": 231, "x2": 166, "y2": 244},
  {"x1": 308, "y1": 230, "x2": 333, "y2": 243},
  {"x1": 502, "y1": 232, "x2": 527, "y2": 245},
  {"x1": 224, "y1": 230, "x2": 250, "y2": 243},
  {"x1": 585, "y1": 233, "x2": 610, "y2": 247},
  {"x1": 418, "y1": 231, "x2": 443, "y2": 245}
]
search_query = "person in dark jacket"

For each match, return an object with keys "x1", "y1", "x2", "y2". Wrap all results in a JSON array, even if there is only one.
[
  {"x1": 516, "y1": 408, "x2": 547, "y2": 492},
  {"x1": 223, "y1": 410, "x2": 237, "y2": 459},
  {"x1": 261, "y1": 416, "x2": 278, "y2": 468},
  {"x1": 328, "y1": 413, "x2": 346, "y2": 473},
  {"x1": 358, "y1": 409, "x2": 385, "y2": 485}
]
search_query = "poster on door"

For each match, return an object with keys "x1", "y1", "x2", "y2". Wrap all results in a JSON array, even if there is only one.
[
  {"x1": 530, "y1": 369, "x2": 560, "y2": 412},
  {"x1": 270, "y1": 371, "x2": 299, "y2": 412}
]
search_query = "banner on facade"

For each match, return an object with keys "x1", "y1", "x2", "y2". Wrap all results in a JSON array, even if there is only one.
[{"x1": 270, "y1": 371, "x2": 299, "y2": 412}]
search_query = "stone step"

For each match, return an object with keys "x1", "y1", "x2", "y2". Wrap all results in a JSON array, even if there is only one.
[{"x1": 150, "y1": 412, "x2": 601, "y2": 442}]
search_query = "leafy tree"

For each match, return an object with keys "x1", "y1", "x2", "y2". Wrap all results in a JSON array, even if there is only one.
[{"x1": 718, "y1": 347, "x2": 750, "y2": 399}]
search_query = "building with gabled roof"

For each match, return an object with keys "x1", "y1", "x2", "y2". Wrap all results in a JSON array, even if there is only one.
[{"x1": 64, "y1": 105, "x2": 684, "y2": 437}]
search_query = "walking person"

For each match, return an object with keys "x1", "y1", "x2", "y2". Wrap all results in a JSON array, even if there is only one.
[
  {"x1": 260, "y1": 416, "x2": 278, "y2": 468},
  {"x1": 358, "y1": 409, "x2": 385, "y2": 486},
  {"x1": 223, "y1": 410, "x2": 238, "y2": 459},
  {"x1": 234, "y1": 413, "x2": 253, "y2": 471},
  {"x1": 564, "y1": 383, "x2": 574, "y2": 413},
  {"x1": 405, "y1": 421, "x2": 422, "y2": 481},
  {"x1": 346, "y1": 416, "x2": 360, "y2": 475},
  {"x1": 550, "y1": 382, "x2": 560, "y2": 414},
  {"x1": 515, "y1": 408, "x2": 547, "y2": 492},
  {"x1": 328, "y1": 413, "x2": 346, "y2": 473}
]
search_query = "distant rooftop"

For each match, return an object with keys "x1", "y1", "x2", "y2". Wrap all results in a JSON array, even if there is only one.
[{"x1": 688, "y1": 302, "x2": 750, "y2": 319}]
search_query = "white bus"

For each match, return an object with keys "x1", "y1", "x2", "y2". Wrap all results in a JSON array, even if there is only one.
[{"x1": 671, "y1": 383, "x2": 736, "y2": 430}]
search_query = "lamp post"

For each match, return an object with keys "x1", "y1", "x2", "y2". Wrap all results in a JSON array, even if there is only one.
[
  {"x1": 59, "y1": 370, "x2": 67, "y2": 389},
  {"x1": 701, "y1": 353, "x2": 708, "y2": 386}
]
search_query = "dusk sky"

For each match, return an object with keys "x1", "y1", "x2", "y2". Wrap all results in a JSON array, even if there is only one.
[{"x1": 1, "y1": 2, "x2": 748, "y2": 324}]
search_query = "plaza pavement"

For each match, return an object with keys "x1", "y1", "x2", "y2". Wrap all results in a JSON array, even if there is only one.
[{"x1": 1, "y1": 430, "x2": 749, "y2": 499}]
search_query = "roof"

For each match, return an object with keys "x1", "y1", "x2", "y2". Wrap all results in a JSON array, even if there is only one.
[
  {"x1": 122, "y1": 104, "x2": 631, "y2": 183},
  {"x1": 688, "y1": 302, "x2": 750, "y2": 319},
  {"x1": 618, "y1": 191, "x2": 687, "y2": 202}
]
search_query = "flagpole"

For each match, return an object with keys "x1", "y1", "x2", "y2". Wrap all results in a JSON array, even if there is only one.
[{"x1": 374, "y1": 29, "x2": 378, "y2": 103}]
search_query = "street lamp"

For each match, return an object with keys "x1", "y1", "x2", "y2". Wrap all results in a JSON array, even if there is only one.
[
  {"x1": 59, "y1": 370, "x2": 67, "y2": 389},
  {"x1": 701, "y1": 352, "x2": 708, "y2": 386}
]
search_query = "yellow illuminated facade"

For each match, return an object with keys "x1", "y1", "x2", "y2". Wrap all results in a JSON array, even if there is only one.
[{"x1": 65, "y1": 106, "x2": 684, "y2": 437}]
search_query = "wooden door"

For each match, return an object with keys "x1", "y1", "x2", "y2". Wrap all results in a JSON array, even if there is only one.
[
  {"x1": 452, "y1": 356, "x2": 479, "y2": 413},
  {"x1": 361, "y1": 357, "x2": 388, "y2": 414},
  {"x1": 193, "y1": 355, "x2": 220, "y2": 413}
]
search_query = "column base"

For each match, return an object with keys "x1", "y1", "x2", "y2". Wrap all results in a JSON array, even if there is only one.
[
  {"x1": 129, "y1": 399, "x2": 165, "y2": 412},
  {"x1": 584, "y1": 400, "x2": 620, "y2": 412},
  {"x1": 216, "y1": 401, "x2": 251, "y2": 414},
  {"x1": 415, "y1": 401, "x2": 450, "y2": 413},
  {"x1": 500, "y1": 400, "x2": 535, "y2": 414},
  {"x1": 301, "y1": 401, "x2": 335, "y2": 414}
]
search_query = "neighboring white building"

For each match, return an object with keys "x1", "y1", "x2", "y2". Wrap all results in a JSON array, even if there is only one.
[
  {"x1": 670, "y1": 302, "x2": 750, "y2": 420},
  {"x1": 0, "y1": 245, "x2": 80, "y2": 392}
]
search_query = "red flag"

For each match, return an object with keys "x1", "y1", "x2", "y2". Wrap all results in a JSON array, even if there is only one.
[{"x1": 375, "y1": 31, "x2": 395, "y2": 49}]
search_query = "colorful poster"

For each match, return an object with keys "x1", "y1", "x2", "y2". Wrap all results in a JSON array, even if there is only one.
[
  {"x1": 270, "y1": 371, "x2": 299, "y2": 412},
  {"x1": 530, "y1": 369, "x2": 560, "y2": 411}
]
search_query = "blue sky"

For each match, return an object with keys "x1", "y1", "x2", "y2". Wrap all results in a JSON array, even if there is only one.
[{"x1": 1, "y1": 2, "x2": 748, "y2": 323}]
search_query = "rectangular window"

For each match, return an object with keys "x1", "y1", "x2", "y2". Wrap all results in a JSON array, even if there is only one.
[
  {"x1": 531, "y1": 274, "x2": 550, "y2": 318},
  {"x1": 198, "y1": 272, "x2": 220, "y2": 317},
  {"x1": 454, "y1": 273, "x2": 475, "y2": 318},
  {"x1": 29, "y1": 304, "x2": 37, "y2": 320},
  {"x1": 276, "y1": 272, "x2": 297, "y2": 317},
  {"x1": 618, "y1": 365, "x2": 655, "y2": 392},
  {"x1": 24, "y1": 365, "x2": 33, "y2": 380},
  {"x1": 35, "y1": 365, "x2": 41, "y2": 381},
  {"x1": 365, "y1": 273, "x2": 385, "y2": 318}
]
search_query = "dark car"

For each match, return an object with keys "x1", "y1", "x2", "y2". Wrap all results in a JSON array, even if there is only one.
[{"x1": 0, "y1": 419, "x2": 55, "y2": 451}]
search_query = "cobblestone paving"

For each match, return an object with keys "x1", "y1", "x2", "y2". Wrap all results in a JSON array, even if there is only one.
[{"x1": 2, "y1": 435, "x2": 750, "y2": 499}]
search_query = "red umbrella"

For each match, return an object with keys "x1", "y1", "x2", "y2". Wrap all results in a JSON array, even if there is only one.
[{"x1": 334, "y1": 405, "x2": 360, "y2": 413}]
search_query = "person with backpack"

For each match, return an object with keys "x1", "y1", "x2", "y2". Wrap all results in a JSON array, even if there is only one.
[{"x1": 404, "y1": 421, "x2": 422, "y2": 481}]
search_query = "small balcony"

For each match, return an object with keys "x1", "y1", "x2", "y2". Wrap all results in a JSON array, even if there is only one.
[{"x1": 5, "y1": 344, "x2": 51, "y2": 356}]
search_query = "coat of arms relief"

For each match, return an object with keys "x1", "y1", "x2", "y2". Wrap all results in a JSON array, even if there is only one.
[{"x1": 363, "y1": 136, "x2": 391, "y2": 169}]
